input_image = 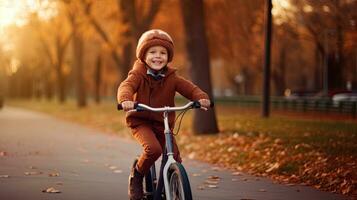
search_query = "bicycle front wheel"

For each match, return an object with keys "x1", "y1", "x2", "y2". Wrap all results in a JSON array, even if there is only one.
[{"x1": 168, "y1": 163, "x2": 192, "y2": 200}]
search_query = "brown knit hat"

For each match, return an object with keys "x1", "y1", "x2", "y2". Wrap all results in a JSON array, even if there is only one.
[{"x1": 136, "y1": 29, "x2": 174, "y2": 62}]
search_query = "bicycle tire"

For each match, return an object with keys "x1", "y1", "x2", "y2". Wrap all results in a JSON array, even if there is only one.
[{"x1": 168, "y1": 163, "x2": 192, "y2": 200}]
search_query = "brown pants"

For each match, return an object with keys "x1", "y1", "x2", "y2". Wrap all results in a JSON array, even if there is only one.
[{"x1": 131, "y1": 123, "x2": 182, "y2": 175}]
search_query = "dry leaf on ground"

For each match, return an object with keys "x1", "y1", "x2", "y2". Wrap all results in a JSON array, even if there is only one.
[
  {"x1": 48, "y1": 173, "x2": 60, "y2": 177},
  {"x1": 24, "y1": 171, "x2": 42, "y2": 176},
  {"x1": 42, "y1": 187, "x2": 61, "y2": 193},
  {"x1": 113, "y1": 170, "x2": 122, "y2": 173}
]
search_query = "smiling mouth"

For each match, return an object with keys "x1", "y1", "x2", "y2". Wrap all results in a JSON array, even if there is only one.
[{"x1": 152, "y1": 60, "x2": 163, "y2": 64}]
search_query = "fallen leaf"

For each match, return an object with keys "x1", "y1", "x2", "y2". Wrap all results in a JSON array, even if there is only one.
[
  {"x1": 197, "y1": 185, "x2": 205, "y2": 190},
  {"x1": 42, "y1": 187, "x2": 61, "y2": 193},
  {"x1": 109, "y1": 166, "x2": 118, "y2": 170},
  {"x1": 208, "y1": 175, "x2": 220, "y2": 180},
  {"x1": 259, "y1": 189, "x2": 267, "y2": 192},
  {"x1": 266, "y1": 163, "x2": 280, "y2": 173},
  {"x1": 24, "y1": 171, "x2": 42, "y2": 176},
  {"x1": 192, "y1": 173, "x2": 201, "y2": 177},
  {"x1": 232, "y1": 171, "x2": 242, "y2": 176},
  {"x1": 48, "y1": 173, "x2": 60, "y2": 177},
  {"x1": 205, "y1": 180, "x2": 219, "y2": 185},
  {"x1": 113, "y1": 170, "x2": 122, "y2": 174}
]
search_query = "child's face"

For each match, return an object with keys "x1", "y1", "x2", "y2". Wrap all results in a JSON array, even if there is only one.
[{"x1": 144, "y1": 45, "x2": 168, "y2": 71}]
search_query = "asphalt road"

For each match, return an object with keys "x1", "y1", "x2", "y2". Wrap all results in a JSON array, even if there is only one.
[{"x1": 0, "y1": 106, "x2": 348, "y2": 200}]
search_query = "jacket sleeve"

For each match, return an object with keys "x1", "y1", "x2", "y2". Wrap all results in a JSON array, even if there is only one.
[
  {"x1": 175, "y1": 75, "x2": 209, "y2": 101},
  {"x1": 117, "y1": 72, "x2": 141, "y2": 103}
]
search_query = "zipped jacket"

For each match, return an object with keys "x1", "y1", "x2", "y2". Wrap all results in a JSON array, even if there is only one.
[{"x1": 117, "y1": 60, "x2": 209, "y2": 128}]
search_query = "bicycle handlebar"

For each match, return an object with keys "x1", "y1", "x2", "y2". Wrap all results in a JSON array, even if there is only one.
[{"x1": 117, "y1": 101, "x2": 214, "y2": 112}]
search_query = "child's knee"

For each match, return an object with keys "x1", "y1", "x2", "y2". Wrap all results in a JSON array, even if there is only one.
[{"x1": 144, "y1": 145, "x2": 162, "y2": 160}]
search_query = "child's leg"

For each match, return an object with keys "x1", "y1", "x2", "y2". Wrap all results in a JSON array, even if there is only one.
[
  {"x1": 152, "y1": 124, "x2": 182, "y2": 163},
  {"x1": 131, "y1": 124, "x2": 163, "y2": 175}
]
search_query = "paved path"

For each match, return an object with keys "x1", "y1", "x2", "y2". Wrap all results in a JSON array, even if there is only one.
[{"x1": 0, "y1": 106, "x2": 347, "y2": 200}]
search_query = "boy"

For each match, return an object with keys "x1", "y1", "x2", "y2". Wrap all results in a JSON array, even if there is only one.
[{"x1": 117, "y1": 29, "x2": 210, "y2": 200}]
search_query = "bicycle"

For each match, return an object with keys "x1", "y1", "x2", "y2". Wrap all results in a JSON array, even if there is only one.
[{"x1": 118, "y1": 101, "x2": 212, "y2": 200}]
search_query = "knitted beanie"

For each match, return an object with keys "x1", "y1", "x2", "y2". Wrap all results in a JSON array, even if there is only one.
[{"x1": 136, "y1": 29, "x2": 174, "y2": 62}]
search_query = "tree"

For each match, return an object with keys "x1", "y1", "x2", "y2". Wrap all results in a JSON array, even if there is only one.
[
  {"x1": 81, "y1": 0, "x2": 162, "y2": 82},
  {"x1": 65, "y1": 1, "x2": 87, "y2": 107},
  {"x1": 180, "y1": 0, "x2": 219, "y2": 134},
  {"x1": 292, "y1": 0, "x2": 357, "y2": 91},
  {"x1": 205, "y1": 0, "x2": 264, "y2": 95},
  {"x1": 29, "y1": 10, "x2": 72, "y2": 103}
]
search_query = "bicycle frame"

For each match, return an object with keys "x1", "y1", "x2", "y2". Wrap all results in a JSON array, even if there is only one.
[
  {"x1": 119, "y1": 101, "x2": 208, "y2": 200},
  {"x1": 129, "y1": 102, "x2": 199, "y2": 200}
]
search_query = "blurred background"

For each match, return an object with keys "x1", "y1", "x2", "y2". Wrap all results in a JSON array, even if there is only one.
[
  {"x1": 0, "y1": 0, "x2": 356, "y2": 108},
  {"x1": 1, "y1": 1, "x2": 357, "y2": 195}
]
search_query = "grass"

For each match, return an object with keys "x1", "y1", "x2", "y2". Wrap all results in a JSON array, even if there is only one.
[{"x1": 5, "y1": 98, "x2": 357, "y2": 196}]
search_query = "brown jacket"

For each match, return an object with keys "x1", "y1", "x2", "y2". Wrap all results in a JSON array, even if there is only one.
[{"x1": 117, "y1": 60, "x2": 209, "y2": 128}]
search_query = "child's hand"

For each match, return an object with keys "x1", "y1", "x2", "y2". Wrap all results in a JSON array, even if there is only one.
[
  {"x1": 198, "y1": 99, "x2": 210, "y2": 109},
  {"x1": 121, "y1": 101, "x2": 135, "y2": 111}
]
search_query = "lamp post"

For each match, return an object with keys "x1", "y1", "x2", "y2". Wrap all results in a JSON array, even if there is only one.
[{"x1": 262, "y1": 0, "x2": 272, "y2": 118}]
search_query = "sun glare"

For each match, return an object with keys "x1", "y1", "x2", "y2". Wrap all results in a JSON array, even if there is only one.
[
  {"x1": 0, "y1": 0, "x2": 57, "y2": 30},
  {"x1": 272, "y1": 0, "x2": 296, "y2": 25}
]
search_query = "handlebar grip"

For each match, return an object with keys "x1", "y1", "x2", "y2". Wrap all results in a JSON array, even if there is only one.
[
  {"x1": 192, "y1": 101, "x2": 201, "y2": 108},
  {"x1": 192, "y1": 100, "x2": 215, "y2": 108},
  {"x1": 117, "y1": 102, "x2": 139, "y2": 111}
]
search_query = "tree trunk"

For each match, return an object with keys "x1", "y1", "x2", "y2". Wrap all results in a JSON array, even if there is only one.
[
  {"x1": 56, "y1": 62, "x2": 66, "y2": 103},
  {"x1": 44, "y1": 76, "x2": 54, "y2": 101},
  {"x1": 334, "y1": 0, "x2": 345, "y2": 89},
  {"x1": 314, "y1": 45, "x2": 321, "y2": 91},
  {"x1": 180, "y1": 0, "x2": 219, "y2": 134},
  {"x1": 95, "y1": 54, "x2": 102, "y2": 104},
  {"x1": 273, "y1": 45, "x2": 286, "y2": 96},
  {"x1": 73, "y1": 32, "x2": 87, "y2": 108}
]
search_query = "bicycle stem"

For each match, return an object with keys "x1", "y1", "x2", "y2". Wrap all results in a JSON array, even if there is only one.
[{"x1": 163, "y1": 111, "x2": 174, "y2": 156}]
